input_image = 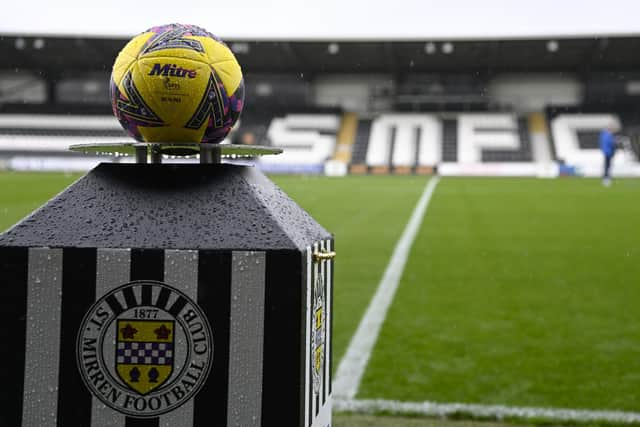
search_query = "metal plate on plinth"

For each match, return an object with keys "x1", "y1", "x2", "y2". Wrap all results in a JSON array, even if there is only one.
[{"x1": 69, "y1": 142, "x2": 282, "y2": 158}]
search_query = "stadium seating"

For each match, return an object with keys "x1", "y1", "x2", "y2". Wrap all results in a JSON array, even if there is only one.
[
  {"x1": 441, "y1": 119, "x2": 458, "y2": 162},
  {"x1": 349, "y1": 118, "x2": 373, "y2": 168},
  {"x1": 2, "y1": 47, "x2": 640, "y2": 177},
  {"x1": 480, "y1": 118, "x2": 533, "y2": 162},
  {"x1": 3, "y1": 109, "x2": 636, "y2": 176},
  {"x1": 0, "y1": 114, "x2": 129, "y2": 171},
  {"x1": 393, "y1": 74, "x2": 491, "y2": 111}
]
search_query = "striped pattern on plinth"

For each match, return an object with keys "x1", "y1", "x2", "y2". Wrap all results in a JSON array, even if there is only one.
[
  {"x1": 305, "y1": 241, "x2": 334, "y2": 427},
  {"x1": 0, "y1": 244, "x2": 332, "y2": 427}
]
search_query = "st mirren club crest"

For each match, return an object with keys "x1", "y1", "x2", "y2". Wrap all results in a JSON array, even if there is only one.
[
  {"x1": 77, "y1": 281, "x2": 213, "y2": 417},
  {"x1": 115, "y1": 319, "x2": 175, "y2": 395},
  {"x1": 311, "y1": 271, "x2": 325, "y2": 395}
]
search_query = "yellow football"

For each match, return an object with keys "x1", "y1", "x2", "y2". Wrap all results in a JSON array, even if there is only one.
[{"x1": 110, "y1": 23, "x2": 244, "y2": 144}]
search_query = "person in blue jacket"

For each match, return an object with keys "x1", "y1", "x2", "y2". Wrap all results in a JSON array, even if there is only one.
[{"x1": 599, "y1": 123, "x2": 617, "y2": 186}]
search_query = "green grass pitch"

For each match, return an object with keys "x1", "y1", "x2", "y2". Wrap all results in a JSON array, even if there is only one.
[
  {"x1": 0, "y1": 171, "x2": 82, "y2": 231},
  {"x1": 2, "y1": 172, "x2": 640, "y2": 422},
  {"x1": 360, "y1": 178, "x2": 640, "y2": 411},
  {"x1": 270, "y1": 175, "x2": 429, "y2": 365}
]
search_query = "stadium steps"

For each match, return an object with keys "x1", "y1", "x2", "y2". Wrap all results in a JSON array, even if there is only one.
[
  {"x1": 441, "y1": 119, "x2": 457, "y2": 162},
  {"x1": 528, "y1": 112, "x2": 553, "y2": 163},
  {"x1": 332, "y1": 112, "x2": 358, "y2": 163}
]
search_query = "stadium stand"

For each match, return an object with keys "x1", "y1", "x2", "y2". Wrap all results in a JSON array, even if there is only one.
[
  {"x1": 1, "y1": 35, "x2": 640, "y2": 176},
  {"x1": 393, "y1": 73, "x2": 491, "y2": 111},
  {"x1": 481, "y1": 118, "x2": 533, "y2": 162},
  {"x1": 332, "y1": 112, "x2": 358, "y2": 164},
  {"x1": 0, "y1": 113, "x2": 128, "y2": 170}
]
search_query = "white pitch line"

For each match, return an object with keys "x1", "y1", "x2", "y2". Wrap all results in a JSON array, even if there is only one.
[
  {"x1": 334, "y1": 398, "x2": 640, "y2": 424},
  {"x1": 333, "y1": 176, "x2": 440, "y2": 399}
]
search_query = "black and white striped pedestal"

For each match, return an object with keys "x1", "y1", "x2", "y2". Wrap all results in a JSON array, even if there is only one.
[{"x1": 0, "y1": 164, "x2": 333, "y2": 427}]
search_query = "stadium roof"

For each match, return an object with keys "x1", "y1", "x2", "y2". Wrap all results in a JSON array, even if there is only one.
[
  {"x1": 2, "y1": 0, "x2": 640, "y2": 40},
  {"x1": 3, "y1": 37, "x2": 640, "y2": 74}
]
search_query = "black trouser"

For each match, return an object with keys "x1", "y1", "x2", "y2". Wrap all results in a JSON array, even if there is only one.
[{"x1": 603, "y1": 155, "x2": 613, "y2": 178}]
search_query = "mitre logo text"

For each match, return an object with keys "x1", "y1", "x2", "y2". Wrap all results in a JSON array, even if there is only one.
[{"x1": 149, "y1": 63, "x2": 197, "y2": 78}]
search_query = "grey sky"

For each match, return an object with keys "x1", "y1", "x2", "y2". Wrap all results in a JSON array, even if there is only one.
[{"x1": 2, "y1": 0, "x2": 640, "y2": 39}]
